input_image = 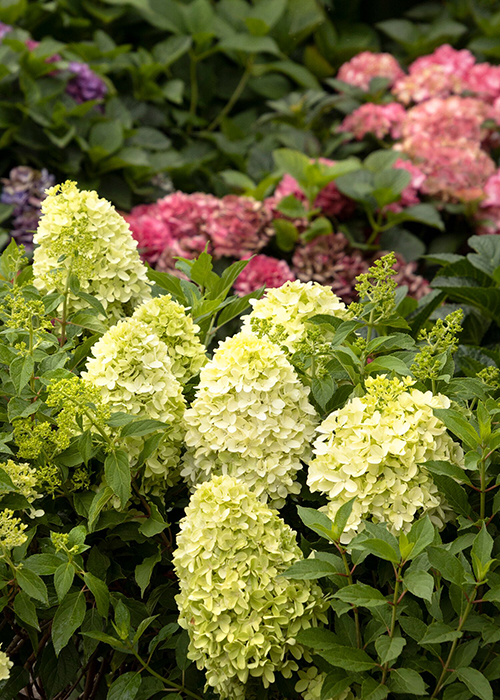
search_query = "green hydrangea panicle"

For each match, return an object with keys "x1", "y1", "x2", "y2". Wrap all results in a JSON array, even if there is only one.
[
  {"x1": 478, "y1": 366, "x2": 500, "y2": 390},
  {"x1": 182, "y1": 332, "x2": 317, "y2": 507},
  {"x1": 296, "y1": 667, "x2": 355, "y2": 700},
  {"x1": 0, "y1": 509, "x2": 27, "y2": 556},
  {"x1": 241, "y1": 280, "x2": 350, "y2": 357},
  {"x1": 32, "y1": 181, "x2": 151, "y2": 321},
  {"x1": 83, "y1": 318, "x2": 186, "y2": 493},
  {"x1": 131, "y1": 293, "x2": 206, "y2": 385},
  {"x1": 349, "y1": 252, "x2": 397, "y2": 322},
  {"x1": 411, "y1": 309, "x2": 464, "y2": 382},
  {"x1": 0, "y1": 460, "x2": 39, "y2": 503},
  {"x1": 173, "y1": 475, "x2": 328, "y2": 700},
  {"x1": 307, "y1": 375, "x2": 464, "y2": 542},
  {"x1": 0, "y1": 647, "x2": 13, "y2": 682}
]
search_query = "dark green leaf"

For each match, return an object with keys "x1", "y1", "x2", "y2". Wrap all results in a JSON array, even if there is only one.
[
  {"x1": 52, "y1": 591, "x2": 86, "y2": 656},
  {"x1": 104, "y1": 450, "x2": 131, "y2": 508}
]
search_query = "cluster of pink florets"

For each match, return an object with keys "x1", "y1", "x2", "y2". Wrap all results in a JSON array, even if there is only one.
[{"x1": 337, "y1": 46, "x2": 500, "y2": 206}]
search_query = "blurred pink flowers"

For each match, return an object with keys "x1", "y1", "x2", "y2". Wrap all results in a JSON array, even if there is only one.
[
  {"x1": 338, "y1": 103, "x2": 406, "y2": 141},
  {"x1": 337, "y1": 51, "x2": 405, "y2": 91},
  {"x1": 233, "y1": 255, "x2": 295, "y2": 296}
]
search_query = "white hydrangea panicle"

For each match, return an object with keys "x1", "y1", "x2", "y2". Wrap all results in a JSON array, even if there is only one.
[
  {"x1": 82, "y1": 318, "x2": 186, "y2": 494},
  {"x1": 131, "y1": 293, "x2": 206, "y2": 385},
  {"x1": 182, "y1": 332, "x2": 317, "y2": 507},
  {"x1": 241, "y1": 279, "x2": 350, "y2": 356},
  {"x1": 0, "y1": 647, "x2": 13, "y2": 681},
  {"x1": 33, "y1": 181, "x2": 151, "y2": 322},
  {"x1": 307, "y1": 375, "x2": 464, "y2": 542},
  {"x1": 173, "y1": 475, "x2": 328, "y2": 700}
]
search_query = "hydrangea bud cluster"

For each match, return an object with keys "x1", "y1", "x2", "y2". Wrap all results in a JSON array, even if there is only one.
[
  {"x1": 173, "y1": 475, "x2": 328, "y2": 699},
  {"x1": 241, "y1": 279, "x2": 350, "y2": 357},
  {"x1": 131, "y1": 294, "x2": 206, "y2": 385},
  {"x1": 411, "y1": 309, "x2": 463, "y2": 381},
  {"x1": 182, "y1": 332, "x2": 317, "y2": 507},
  {"x1": 33, "y1": 181, "x2": 151, "y2": 321},
  {"x1": 0, "y1": 647, "x2": 13, "y2": 682},
  {"x1": 83, "y1": 318, "x2": 186, "y2": 493},
  {"x1": 307, "y1": 375, "x2": 464, "y2": 540}
]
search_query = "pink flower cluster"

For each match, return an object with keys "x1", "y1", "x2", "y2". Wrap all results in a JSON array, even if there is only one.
[
  {"x1": 337, "y1": 51, "x2": 405, "y2": 91},
  {"x1": 292, "y1": 233, "x2": 430, "y2": 303},
  {"x1": 476, "y1": 171, "x2": 500, "y2": 235},
  {"x1": 337, "y1": 47, "x2": 500, "y2": 204},
  {"x1": 233, "y1": 255, "x2": 295, "y2": 297},
  {"x1": 338, "y1": 102, "x2": 406, "y2": 141}
]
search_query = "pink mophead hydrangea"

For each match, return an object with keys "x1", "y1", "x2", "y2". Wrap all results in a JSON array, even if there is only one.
[
  {"x1": 233, "y1": 255, "x2": 296, "y2": 296},
  {"x1": 338, "y1": 102, "x2": 406, "y2": 141},
  {"x1": 337, "y1": 51, "x2": 405, "y2": 91}
]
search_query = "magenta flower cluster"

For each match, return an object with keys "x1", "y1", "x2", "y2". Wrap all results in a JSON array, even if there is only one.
[{"x1": 337, "y1": 45, "x2": 500, "y2": 212}]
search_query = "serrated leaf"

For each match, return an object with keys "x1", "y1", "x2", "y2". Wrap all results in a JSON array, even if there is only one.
[
  {"x1": 375, "y1": 636, "x2": 406, "y2": 664},
  {"x1": 54, "y1": 562, "x2": 76, "y2": 602},
  {"x1": 389, "y1": 668, "x2": 426, "y2": 695},
  {"x1": 456, "y1": 668, "x2": 492, "y2": 700},
  {"x1": 107, "y1": 672, "x2": 141, "y2": 700},
  {"x1": 16, "y1": 568, "x2": 48, "y2": 604},
  {"x1": 283, "y1": 558, "x2": 339, "y2": 580},
  {"x1": 318, "y1": 644, "x2": 377, "y2": 672},
  {"x1": 104, "y1": 450, "x2": 131, "y2": 508},
  {"x1": 404, "y1": 570, "x2": 434, "y2": 601},
  {"x1": 135, "y1": 548, "x2": 161, "y2": 597},
  {"x1": 14, "y1": 591, "x2": 40, "y2": 630}
]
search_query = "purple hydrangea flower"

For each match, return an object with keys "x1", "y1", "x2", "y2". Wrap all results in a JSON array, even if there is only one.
[
  {"x1": 1, "y1": 166, "x2": 55, "y2": 250},
  {"x1": 0, "y1": 23, "x2": 12, "y2": 40},
  {"x1": 66, "y1": 62, "x2": 107, "y2": 103}
]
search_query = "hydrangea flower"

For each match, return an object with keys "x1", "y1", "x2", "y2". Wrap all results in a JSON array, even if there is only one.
[
  {"x1": 0, "y1": 647, "x2": 13, "y2": 681},
  {"x1": 292, "y1": 234, "x2": 368, "y2": 304},
  {"x1": 66, "y1": 62, "x2": 107, "y2": 103},
  {"x1": 205, "y1": 195, "x2": 273, "y2": 259},
  {"x1": 233, "y1": 255, "x2": 295, "y2": 296},
  {"x1": 475, "y1": 170, "x2": 500, "y2": 234},
  {"x1": 0, "y1": 509, "x2": 27, "y2": 554},
  {"x1": 0, "y1": 23, "x2": 12, "y2": 40},
  {"x1": 131, "y1": 294, "x2": 206, "y2": 385},
  {"x1": 182, "y1": 333, "x2": 317, "y2": 507},
  {"x1": 0, "y1": 460, "x2": 39, "y2": 504},
  {"x1": 338, "y1": 103, "x2": 406, "y2": 141},
  {"x1": 270, "y1": 158, "x2": 355, "y2": 220},
  {"x1": 0, "y1": 166, "x2": 55, "y2": 251},
  {"x1": 173, "y1": 475, "x2": 328, "y2": 699},
  {"x1": 33, "y1": 182, "x2": 151, "y2": 322},
  {"x1": 307, "y1": 375, "x2": 464, "y2": 541},
  {"x1": 241, "y1": 279, "x2": 350, "y2": 356},
  {"x1": 337, "y1": 51, "x2": 405, "y2": 91},
  {"x1": 296, "y1": 667, "x2": 355, "y2": 700},
  {"x1": 83, "y1": 318, "x2": 186, "y2": 494}
]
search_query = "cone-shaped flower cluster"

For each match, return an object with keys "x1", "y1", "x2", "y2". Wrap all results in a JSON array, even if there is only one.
[
  {"x1": 173, "y1": 475, "x2": 328, "y2": 699},
  {"x1": 131, "y1": 294, "x2": 206, "y2": 385},
  {"x1": 182, "y1": 332, "x2": 317, "y2": 507},
  {"x1": 83, "y1": 318, "x2": 185, "y2": 493},
  {"x1": 0, "y1": 647, "x2": 13, "y2": 681},
  {"x1": 308, "y1": 375, "x2": 464, "y2": 540},
  {"x1": 241, "y1": 280, "x2": 350, "y2": 357},
  {"x1": 33, "y1": 181, "x2": 151, "y2": 322}
]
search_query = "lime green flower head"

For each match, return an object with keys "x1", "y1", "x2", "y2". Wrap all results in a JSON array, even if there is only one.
[
  {"x1": 131, "y1": 293, "x2": 206, "y2": 385},
  {"x1": 0, "y1": 460, "x2": 39, "y2": 503},
  {"x1": 83, "y1": 318, "x2": 186, "y2": 493},
  {"x1": 32, "y1": 182, "x2": 151, "y2": 321},
  {"x1": 0, "y1": 647, "x2": 13, "y2": 682},
  {"x1": 241, "y1": 279, "x2": 350, "y2": 356},
  {"x1": 308, "y1": 375, "x2": 464, "y2": 541},
  {"x1": 173, "y1": 475, "x2": 328, "y2": 700},
  {"x1": 296, "y1": 667, "x2": 355, "y2": 700},
  {"x1": 0, "y1": 509, "x2": 27, "y2": 555},
  {"x1": 182, "y1": 332, "x2": 317, "y2": 507}
]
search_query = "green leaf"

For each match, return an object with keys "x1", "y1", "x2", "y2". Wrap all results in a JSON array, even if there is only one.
[
  {"x1": 350, "y1": 537, "x2": 400, "y2": 563},
  {"x1": 404, "y1": 570, "x2": 434, "y2": 601},
  {"x1": 332, "y1": 498, "x2": 356, "y2": 539},
  {"x1": 423, "y1": 460, "x2": 471, "y2": 484},
  {"x1": 89, "y1": 121, "x2": 123, "y2": 156},
  {"x1": 361, "y1": 679, "x2": 389, "y2": 700},
  {"x1": 456, "y1": 668, "x2": 492, "y2": 700},
  {"x1": 87, "y1": 487, "x2": 113, "y2": 532},
  {"x1": 403, "y1": 516, "x2": 436, "y2": 559},
  {"x1": 428, "y1": 546, "x2": 465, "y2": 587},
  {"x1": 431, "y1": 474, "x2": 471, "y2": 517},
  {"x1": 52, "y1": 591, "x2": 86, "y2": 656},
  {"x1": 16, "y1": 568, "x2": 48, "y2": 604},
  {"x1": 403, "y1": 203, "x2": 444, "y2": 230},
  {"x1": 273, "y1": 148, "x2": 311, "y2": 184},
  {"x1": 388, "y1": 668, "x2": 426, "y2": 695},
  {"x1": 320, "y1": 671, "x2": 353, "y2": 700},
  {"x1": 318, "y1": 644, "x2": 377, "y2": 672},
  {"x1": 10, "y1": 354, "x2": 34, "y2": 394},
  {"x1": 471, "y1": 524, "x2": 494, "y2": 581},
  {"x1": 367, "y1": 355, "x2": 411, "y2": 376},
  {"x1": 311, "y1": 374, "x2": 336, "y2": 410},
  {"x1": 68, "y1": 311, "x2": 107, "y2": 335},
  {"x1": 120, "y1": 419, "x2": 166, "y2": 438},
  {"x1": 216, "y1": 289, "x2": 263, "y2": 326},
  {"x1": 24, "y1": 553, "x2": 64, "y2": 575},
  {"x1": 375, "y1": 636, "x2": 406, "y2": 664},
  {"x1": 107, "y1": 672, "x2": 141, "y2": 700},
  {"x1": 54, "y1": 562, "x2": 76, "y2": 602},
  {"x1": 297, "y1": 505, "x2": 336, "y2": 542},
  {"x1": 335, "y1": 583, "x2": 387, "y2": 608},
  {"x1": 379, "y1": 227, "x2": 425, "y2": 263},
  {"x1": 283, "y1": 558, "x2": 339, "y2": 580},
  {"x1": 135, "y1": 548, "x2": 161, "y2": 597},
  {"x1": 273, "y1": 218, "x2": 299, "y2": 252},
  {"x1": 219, "y1": 33, "x2": 281, "y2": 55},
  {"x1": 104, "y1": 450, "x2": 131, "y2": 508},
  {"x1": 153, "y1": 35, "x2": 192, "y2": 67},
  {"x1": 433, "y1": 408, "x2": 480, "y2": 449},
  {"x1": 84, "y1": 573, "x2": 109, "y2": 618},
  {"x1": 138, "y1": 502, "x2": 167, "y2": 537},
  {"x1": 420, "y1": 622, "x2": 463, "y2": 645},
  {"x1": 14, "y1": 591, "x2": 39, "y2": 630}
]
